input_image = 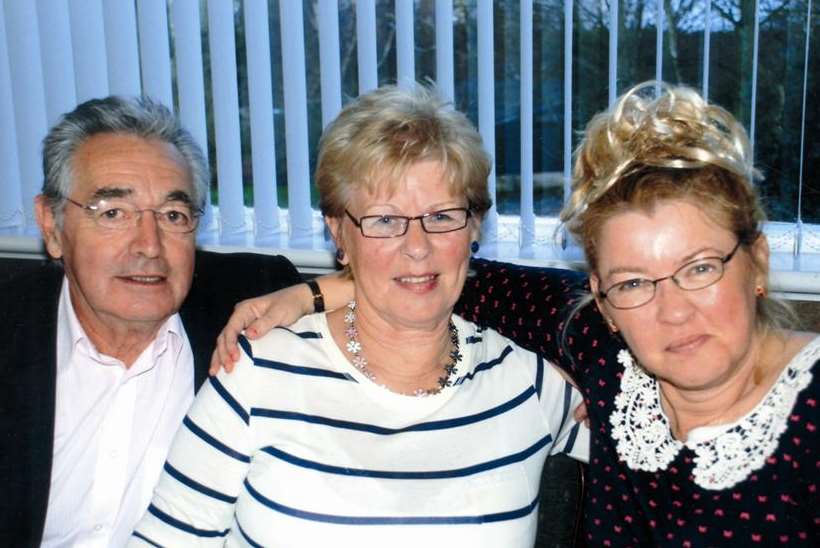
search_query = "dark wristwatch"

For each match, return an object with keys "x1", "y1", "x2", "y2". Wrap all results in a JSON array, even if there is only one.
[{"x1": 306, "y1": 279, "x2": 325, "y2": 313}]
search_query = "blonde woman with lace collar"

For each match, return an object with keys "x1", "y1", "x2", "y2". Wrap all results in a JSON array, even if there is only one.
[
  {"x1": 211, "y1": 81, "x2": 818, "y2": 546},
  {"x1": 556, "y1": 81, "x2": 818, "y2": 545}
]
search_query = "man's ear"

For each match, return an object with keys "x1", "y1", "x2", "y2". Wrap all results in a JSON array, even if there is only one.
[{"x1": 35, "y1": 195, "x2": 63, "y2": 259}]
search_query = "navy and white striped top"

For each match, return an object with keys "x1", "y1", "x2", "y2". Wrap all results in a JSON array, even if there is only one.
[{"x1": 131, "y1": 313, "x2": 588, "y2": 548}]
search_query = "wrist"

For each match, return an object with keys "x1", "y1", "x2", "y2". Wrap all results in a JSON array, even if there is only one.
[{"x1": 305, "y1": 279, "x2": 325, "y2": 313}]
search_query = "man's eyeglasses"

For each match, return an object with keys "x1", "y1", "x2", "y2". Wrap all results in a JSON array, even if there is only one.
[
  {"x1": 598, "y1": 241, "x2": 742, "y2": 310},
  {"x1": 345, "y1": 207, "x2": 472, "y2": 238},
  {"x1": 65, "y1": 197, "x2": 203, "y2": 234}
]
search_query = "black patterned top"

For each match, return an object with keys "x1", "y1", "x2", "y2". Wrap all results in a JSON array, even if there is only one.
[{"x1": 455, "y1": 259, "x2": 819, "y2": 547}]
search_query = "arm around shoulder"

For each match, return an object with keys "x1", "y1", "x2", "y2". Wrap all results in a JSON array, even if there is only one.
[{"x1": 456, "y1": 258, "x2": 615, "y2": 380}]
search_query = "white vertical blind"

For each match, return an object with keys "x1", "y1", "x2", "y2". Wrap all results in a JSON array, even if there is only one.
[
  {"x1": 0, "y1": 5, "x2": 22, "y2": 231},
  {"x1": 137, "y1": 0, "x2": 173, "y2": 106},
  {"x1": 318, "y1": 0, "x2": 343, "y2": 128},
  {"x1": 435, "y1": 0, "x2": 454, "y2": 102},
  {"x1": 356, "y1": 0, "x2": 378, "y2": 93},
  {"x1": 0, "y1": 0, "x2": 815, "y2": 271},
  {"x1": 68, "y1": 0, "x2": 108, "y2": 102},
  {"x1": 702, "y1": 0, "x2": 713, "y2": 99},
  {"x1": 103, "y1": 2, "x2": 141, "y2": 97},
  {"x1": 244, "y1": 0, "x2": 280, "y2": 241},
  {"x1": 395, "y1": 0, "x2": 415, "y2": 88},
  {"x1": 4, "y1": 0, "x2": 48, "y2": 233},
  {"x1": 609, "y1": 0, "x2": 618, "y2": 104},
  {"x1": 170, "y1": 0, "x2": 213, "y2": 230},
  {"x1": 562, "y1": 0, "x2": 573, "y2": 210},
  {"x1": 655, "y1": 0, "x2": 664, "y2": 85},
  {"x1": 477, "y1": 0, "x2": 497, "y2": 245},
  {"x1": 749, "y1": 0, "x2": 761, "y2": 153},
  {"x1": 519, "y1": 0, "x2": 534, "y2": 254},
  {"x1": 36, "y1": 0, "x2": 77, "y2": 126},
  {"x1": 795, "y1": 0, "x2": 814, "y2": 255},
  {"x1": 279, "y1": 1, "x2": 313, "y2": 245},
  {"x1": 206, "y1": 0, "x2": 246, "y2": 240}
]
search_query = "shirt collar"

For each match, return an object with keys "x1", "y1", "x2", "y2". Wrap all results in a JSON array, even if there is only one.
[{"x1": 56, "y1": 276, "x2": 184, "y2": 375}]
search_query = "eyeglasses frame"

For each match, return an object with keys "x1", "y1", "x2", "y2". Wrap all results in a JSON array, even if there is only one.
[
  {"x1": 598, "y1": 240, "x2": 743, "y2": 310},
  {"x1": 344, "y1": 207, "x2": 472, "y2": 238},
  {"x1": 64, "y1": 196, "x2": 204, "y2": 234}
]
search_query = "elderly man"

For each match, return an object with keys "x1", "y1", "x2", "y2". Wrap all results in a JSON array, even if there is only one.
[{"x1": 0, "y1": 97, "x2": 302, "y2": 546}]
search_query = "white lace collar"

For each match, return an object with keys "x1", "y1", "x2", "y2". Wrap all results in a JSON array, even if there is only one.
[{"x1": 609, "y1": 337, "x2": 819, "y2": 490}]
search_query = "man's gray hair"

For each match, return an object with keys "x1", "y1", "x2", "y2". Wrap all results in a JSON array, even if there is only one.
[{"x1": 41, "y1": 96, "x2": 209, "y2": 218}]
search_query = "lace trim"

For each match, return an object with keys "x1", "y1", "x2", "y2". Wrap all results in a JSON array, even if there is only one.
[{"x1": 609, "y1": 338, "x2": 818, "y2": 490}]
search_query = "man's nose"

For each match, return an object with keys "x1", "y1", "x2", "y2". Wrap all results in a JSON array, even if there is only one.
[{"x1": 129, "y1": 211, "x2": 163, "y2": 257}]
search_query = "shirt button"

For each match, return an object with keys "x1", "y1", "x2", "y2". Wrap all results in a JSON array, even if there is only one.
[
  {"x1": 110, "y1": 450, "x2": 119, "y2": 459},
  {"x1": 93, "y1": 524, "x2": 103, "y2": 532}
]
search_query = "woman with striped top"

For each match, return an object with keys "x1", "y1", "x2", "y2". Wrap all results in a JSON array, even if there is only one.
[{"x1": 131, "y1": 85, "x2": 587, "y2": 547}]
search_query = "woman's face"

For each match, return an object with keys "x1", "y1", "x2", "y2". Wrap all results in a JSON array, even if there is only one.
[
  {"x1": 327, "y1": 160, "x2": 479, "y2": 331},
  {"x1": 590, "y1": 199, "x2": 769, "y2": 393}
]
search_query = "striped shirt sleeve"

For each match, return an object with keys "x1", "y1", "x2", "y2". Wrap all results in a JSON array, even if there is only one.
[
  {"x1": 130, "y1": 343, "x2": 258, "y2": 546},
  {"x1": 535, "y1": 355, "x2": 590, "y2": 463}
]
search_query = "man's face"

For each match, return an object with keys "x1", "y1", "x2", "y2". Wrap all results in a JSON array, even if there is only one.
[{"x1": 36, "y1": 133, "x2": 197, "y2": 341}]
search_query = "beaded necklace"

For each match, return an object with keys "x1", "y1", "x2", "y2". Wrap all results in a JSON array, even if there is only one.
[{"x1": 342, "y1": 300, "x2": 461, "y2": 397}]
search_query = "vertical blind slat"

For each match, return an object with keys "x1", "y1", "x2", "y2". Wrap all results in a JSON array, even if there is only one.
[
  {"x1": 477, "y1": 0, "x2": 497, "y2": 244},
  {"x1": 69, "y1": 0, "x2": 108, "y2": 102},
  {"x1": 137, "y1": 0, "x2": 173, "y2": 106},
  {"x1": 356, "y1": 0, "x2": 378, "y2": 93},
  {"x1": 434, "y1": 0, "x2": 454, "y2": 102},
  {"x1": 609, "y1": 0, "x2": 618, "y2": 104},
  {"x1": 655, "y1": 0, "x2": 664, "y2": 85},
  {"x1": 318, "y1": 0, "x2": 343, "y2": 128},
  {"x1": 279, "y1": 1, "x2": 313, "y2": 245},
  {"x1": 36, "y1": 0, "x2": 77, "y2": 126},
  {"x1": 749, "y1": 0, "x2": 761, "y2": 153},
  {"x1": 0, "y1": 6, "x2": 23, "y2": 230},
  {"x1": 244, "y1": 0, "x2": 280, "y2": 240},
  {"x1": 171, "y1": 0, "x2": 208, "y2": 141},
  {"x1": 796, "y1": 0, "x2": 814, "y2": 227},
  {"x1": 395, "y1": 0, "x2": 415, "y2": 88},
  {"x1": 562, "y1": 0, "x2": 573, "y2": 205},
  {"x1": 170, "y1": 0, "x2": 213, "y2": 230},
  {"x1": 207, "y1": 0, "x2": 246, "y2": 239},
  {"x1": 4, "y1": 1, "x2": 48, "y2": 233},
  {"x1": 702, "y1": 0, "x2": 712, "y2": 99},
  {"x1": 520, "y1": 0, "x2": 534, "y2": 252},
  {"x1": 103, "y1": 1, "x2": 141, "y2": 97}
]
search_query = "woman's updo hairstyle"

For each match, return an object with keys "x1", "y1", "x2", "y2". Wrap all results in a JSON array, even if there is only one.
[{"x1": 561, "y1": 81, "x2": 794, "y2": 331}]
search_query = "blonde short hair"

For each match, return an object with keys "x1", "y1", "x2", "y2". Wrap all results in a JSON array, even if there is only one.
[
  {"x1": 561, "y1": 81, "x2": 795, "y2": 330},
  {"x1": 315, "y1": 85, "x2": 492, "y2": 219}
]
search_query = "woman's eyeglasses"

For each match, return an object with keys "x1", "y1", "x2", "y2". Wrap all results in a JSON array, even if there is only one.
[{"x1": 598, "y1": 241, "x2": 742, "y2": 310}]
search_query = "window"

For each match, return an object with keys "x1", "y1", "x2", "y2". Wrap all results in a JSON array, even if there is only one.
[{"x1": 0, "y1": 1, "x2": 817, "y2": 286}]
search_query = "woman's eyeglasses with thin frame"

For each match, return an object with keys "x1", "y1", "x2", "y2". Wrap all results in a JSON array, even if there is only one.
[{"x1": 598, "y1": 241, "x2": 743, "y2": 310}]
